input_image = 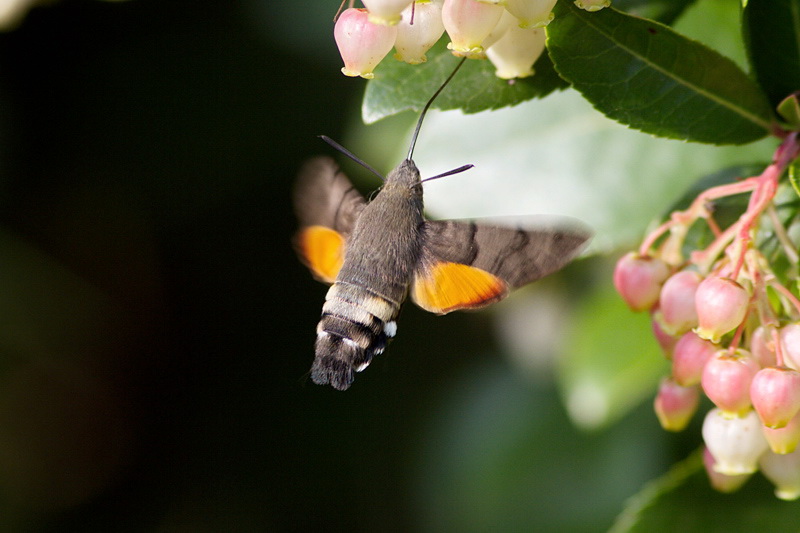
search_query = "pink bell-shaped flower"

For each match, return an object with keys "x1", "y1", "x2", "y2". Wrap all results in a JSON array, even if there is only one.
[
  {"x1": 750, "y1": 366, "x2": 800, "y2": 429},
  {"x1": 694, "y1": 276, "x2": 750, "y2": 343},
  {"x1": 701, "y1": 349, "x2": 760, "y2": 417},
  {"x1": 335, "y1": 8, "x2": 398, "y2": 79},
  {"x1": 442, "y1": 0, "x2": 504, "y2": 58},
  {"x1": 653, "y1": 378, "x2": 699, "y2": 432},
  {"x1": 763, "y1": 410, "x2": 800, "y2": 454},
  {"x1": 780, "y1": 323, "x2": 800, "y2": 370},
  {"x1": 613, "y1": 252, "x2": 670, "y2": 312},
  {"x1": 659, "y1": 270, "x2": 702, "y2": 336},
  {"x1": 671, "y1": 331, "x2": 716, "y2": 387},
  {"x1": 394, "y1": 1, "x2": 446, "y2": 64}
]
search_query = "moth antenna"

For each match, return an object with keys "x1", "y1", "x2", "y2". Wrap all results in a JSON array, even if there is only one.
[
  {"x1": 419, "y1": 164, "x2": 474, "y2": 184},
  {"x1": 406, "y1": 56, "x2": 468, "y2": 162},
  {"x1": 318, "y1": 134, "x2": 385, "y2": 182}
]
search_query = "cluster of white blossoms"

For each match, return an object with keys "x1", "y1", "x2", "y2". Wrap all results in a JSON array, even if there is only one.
[
  {"x1": 614, "y1": 133, "x2": 800, "y2": 499},
  {"x1": 334, "y1": 0, "x2": 609, "y2": 80}
]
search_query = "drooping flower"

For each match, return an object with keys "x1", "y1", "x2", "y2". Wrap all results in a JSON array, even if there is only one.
[
  {"x1": 394, "y1": 1, "x2": 446, "y2": 64},
  {"x1": 334, "y1": 8, "x2": 398, "y2": 79}
]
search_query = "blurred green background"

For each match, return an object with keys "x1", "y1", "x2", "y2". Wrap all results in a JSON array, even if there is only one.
[{"x1": 0, "y1": 1, "x2": 784, "y2": 531}]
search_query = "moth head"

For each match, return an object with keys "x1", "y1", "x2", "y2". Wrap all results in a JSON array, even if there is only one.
[{"x1": 385, "y1": 159, "x2": 421, "y2": 189}]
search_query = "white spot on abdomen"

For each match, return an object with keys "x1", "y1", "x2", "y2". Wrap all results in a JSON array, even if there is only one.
[{"x1": 384, "y1": 321, "x2": 397, "y2": 338}]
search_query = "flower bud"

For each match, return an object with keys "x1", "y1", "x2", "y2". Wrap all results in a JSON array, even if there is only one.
[
  {"x1": 613, "y1": 252, "x2": 670, "y2": 312},
  {"x1": 672, "y1": 331, "x2": 716, "y2": 387},
  {"x1": 763, "y1": 411, "x2": 800, "y2": 454},
  {"x1": 504, "y1": 0, "x2": 558, "y2": 28},
  {"x1": 751, "y1": 367, "x2": 800, "y2": 429},
  {"x1": 651, "y1": 313, "x2": 678, "y2": 358},
  {"x1": 654, "y1": 378, "x2": 699, "y2": 432},
  {"x1": 701, "y1": 349, "x2": 759, "y2": 417},
  {"x1": 335, "y1": 8, "x2": 398, "y2": 79},
  {"x1": 442, "y1": 0, "x2": 504, "y2": 58},
  {"x1": 394, "y1": 2, "x2": 446, "y2": 64},
  {"x1": 702, "y1": 408, "x2": 769, "y2": 475},
  {"x1": 362, "y1": 0, "x2": 414, "y2": 25},
  {"x1": 751, "y1": 325, "x2": 777, "y2": 368},
  {"x1": 780, "y1": 323, "x2": 800, "y2": 371},
  {"x1": 574, "y1": 0, "x2": 611, "y2": 11},
  {"x1": 659, "y1": 270, "x2": 701, "y2": 335},
  {"x1": 759, "y1": 448, "x2": 800, "y2": 500},
  {"x1": 694, "y1": 277, "x2": 750, "y2": 343},
  {"x1": 486, "y1": 24, "x2": 545, "y2": 79},
  {"x1": 703, "y1": 446, "x2": 751, "y2": 493}
]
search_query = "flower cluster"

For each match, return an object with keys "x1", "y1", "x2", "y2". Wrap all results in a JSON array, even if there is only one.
[
  {"x1": 334, "y1": 0, "x2": 610, "y2": 80},
  {"x1": 614, "y1": 133, "x2": 800, "y2": 499}
]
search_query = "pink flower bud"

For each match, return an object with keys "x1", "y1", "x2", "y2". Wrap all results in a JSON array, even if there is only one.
[
  {"x1": 751, "y1": 325, "x2": 777, "y2": 368},
  {"x1": 659, "y1": 270, "x2": 701, "y2": 336},
  {"x1": 393, "y1": 2, "x2": 446, "y2": 64},
  {"x1": 362, "y1": 0, "x2": 414, "y2": 25},
  {"x1": 654, "y1": 378, "x2": 699, "y2": 432},
  {"x1": 703, "y1": 447, "x2": 751, "y2": 493},
  {"x1": 335, "y1": 8, "x2": 398, "y2": 79},
  {"x1": 751, "y1": 367, "x2": 800, "y2": 429},
  {"x1": 780, "y1": 323, "x2": 800, "y2": 371},
  {"x1": 486, "y1": 23, "x2": 545, "y2": 79},
  {"x1": 702, "y1": 408, "x2": 769, "y2": 475},
  {"x1": 574, "y1": 0, "x2": 611, "y2": 11},
  {"x1": 442, "y1": 0, "x2": 504, "y2": 58},
  {"x1": 612, "y1": 252, "x2": 670, "y2": 312},
  {"x1": 672, "y1": 331, "x2": 716, "y2": 387},
  {"x1": 763, "y1": 411, "x2": 800, "y2": 454},
  {"x1": 759, "y1": 448, "x2": 800, "y2": 500},
  {"x1": 701, "y1": 349, "x2": 760, "y2": 416},
  {"x1": 651, "y1": 313, "x2": 678, "y2": 359},
  {"x1": 504, "y1": 0, "x2": 558, "y2": 28},
  {"x1": 694, "y1": 277, "x2": 750, "y2": 343}
]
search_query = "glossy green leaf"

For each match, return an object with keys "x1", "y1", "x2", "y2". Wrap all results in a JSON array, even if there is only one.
[
  {"x1": 557, "y1": 281, "x2": 669, "y2": 430},
  {"x1": 743, "y1": 0, "x2": 800, "y2": 109},
  {"x1": 610, "y1": 451, "x2": 800, "y2": 533},
  {"x1": 614, "y1": 0, "x2": 697, "y2": 25},
  {"x1": 547, "y1": 2, "x2": 774, "y2": 144},
  {"x1": 362, "y1": 39, "x2": 567, "y2": 124}
]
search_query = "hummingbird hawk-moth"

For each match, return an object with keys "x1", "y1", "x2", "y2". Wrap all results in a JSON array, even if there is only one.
[{"x1": 294, "y1": 60, "x2": 591, "y2": 391}]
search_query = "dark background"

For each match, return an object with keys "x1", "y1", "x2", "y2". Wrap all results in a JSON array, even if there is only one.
[{"x1": 0, "y1": 1, "x2": 671, "y2": 531}]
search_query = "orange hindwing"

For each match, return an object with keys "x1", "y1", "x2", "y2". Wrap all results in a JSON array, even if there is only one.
[{"x1": 412, "y1": 261, "x2": 508, "y2": 315}]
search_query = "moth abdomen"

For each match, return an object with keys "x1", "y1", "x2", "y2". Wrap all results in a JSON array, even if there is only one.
[{"x1": 311, "y1": 284, "x2": 399, "y2": 390}]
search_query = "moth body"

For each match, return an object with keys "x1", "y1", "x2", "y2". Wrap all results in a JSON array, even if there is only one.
[{"x1": 311, "y1": 159, "x2": 424, "y2": 390}]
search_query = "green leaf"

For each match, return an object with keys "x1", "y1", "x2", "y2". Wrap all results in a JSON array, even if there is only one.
[
  {"x1": 611, "y1": 451, "x2": 800, "y2": 533},
  {"x1": 557, "y1": 281, "x2": 669, "y2": 430},
  {"x1": 743, "y1": 0, "x2": 800, "y2": 109},
  {"x1": 362, "y1": 39, "x2": 567, "y2": 124},
  {"x1": 614, "y1": 0, "x2": 697, "y2": 25},
  {"x1": 547, "y1": 2, "x2": 775, "y2": 144}
]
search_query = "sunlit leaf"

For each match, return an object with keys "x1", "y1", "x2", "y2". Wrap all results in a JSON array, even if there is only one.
[{"x1": 547, "y1": 3, "x2": 774, "y2": 144}]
